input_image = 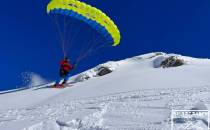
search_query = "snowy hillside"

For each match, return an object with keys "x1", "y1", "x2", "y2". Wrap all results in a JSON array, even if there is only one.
[{"x1": 1, "y1": 52, "x2": 210, "y2": 130}]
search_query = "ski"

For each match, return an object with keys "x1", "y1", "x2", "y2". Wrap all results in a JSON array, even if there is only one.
[{"x1": 52, "y1": 82, "x2": 74, "y2": 89}]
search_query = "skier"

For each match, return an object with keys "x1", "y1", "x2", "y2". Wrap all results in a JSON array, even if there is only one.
[{"x1": 54, "y1": 57, "x2": 74, "y2": 88}]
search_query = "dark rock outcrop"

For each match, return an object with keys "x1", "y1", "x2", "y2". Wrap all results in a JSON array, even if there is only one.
[
  {"x1": 161, "y1": 56, "x2": 185, "y2": 68},
  {"x1": 97, "y1": 67, "x2": 112, "y2": 76}
]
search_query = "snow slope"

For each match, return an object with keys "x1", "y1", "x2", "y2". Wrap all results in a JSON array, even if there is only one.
[{"x1": 1, "y1": 52, "x2": 210, "y2": 130}]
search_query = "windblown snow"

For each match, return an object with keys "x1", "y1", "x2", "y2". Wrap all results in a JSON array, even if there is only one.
[{"x1": 1, "y1": 52, "x2": 210, "y2": 130}]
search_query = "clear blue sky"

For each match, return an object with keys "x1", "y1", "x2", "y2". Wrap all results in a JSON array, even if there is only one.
[{"x1": 0, "y1": 0, "x2": 210, "y2": 91}]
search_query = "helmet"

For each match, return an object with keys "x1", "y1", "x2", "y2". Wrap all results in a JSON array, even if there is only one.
[{"x1": 64, "y1": 57, "x2": 70, "y2": 61}]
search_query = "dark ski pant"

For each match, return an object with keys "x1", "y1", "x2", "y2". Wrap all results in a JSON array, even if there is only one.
[{"x1": 55, "y1": 70, "x2": 71, "y2": 84}]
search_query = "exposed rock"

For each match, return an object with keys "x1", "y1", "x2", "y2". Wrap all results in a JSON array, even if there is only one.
[
  {"x1": 153, "y1": 56, "x2": 166, "y2": 68},
  {"x1": 147, "y1": 52, "x2": 165, "y2": 59},
  {"x1": 161, "y1": 56, "x2": 185, "y2": 68},
  {"x1": 97, "y1": 67, "x2": 112, "y2": 76},
  {"x1": 155, "y1": 52, "x2": 165, "y2": 56},
  {"x1": 74, "y1": 74, "x2": 90, "y2": 82}
]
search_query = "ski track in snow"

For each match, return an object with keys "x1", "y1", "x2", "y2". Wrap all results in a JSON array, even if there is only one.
[
  {"x1": 1, "y1": 53, "x2": 210, "y2": 130},
  {"x1": 1, "y1": 86, "x2": 210, "y2": 130}
]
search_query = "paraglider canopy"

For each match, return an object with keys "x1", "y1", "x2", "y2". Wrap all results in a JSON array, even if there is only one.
[{"x1": 47, "y1": 0, "x2": 121, "y2": 65}]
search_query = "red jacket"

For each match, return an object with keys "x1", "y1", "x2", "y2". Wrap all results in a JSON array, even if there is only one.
[{"x1": 60, "y1": 60, "x2": 73, "y2": 72}]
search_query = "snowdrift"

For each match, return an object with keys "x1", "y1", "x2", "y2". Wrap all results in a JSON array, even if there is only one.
[{"x1": 1, "y1": 52, "x2": 210, "y2": 130}]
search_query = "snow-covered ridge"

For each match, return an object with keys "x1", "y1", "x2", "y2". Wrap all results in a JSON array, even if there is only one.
[
  {"x1": 1, "y1": 52, "x2": 210, "y2": 130},
  {"x1": 71, "y1": 52, "x2": 210, "y2": 83}
]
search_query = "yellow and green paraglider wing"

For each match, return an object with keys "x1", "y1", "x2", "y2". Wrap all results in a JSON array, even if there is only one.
[{"x1": 47, "y1": 0, "x2": 121, "y2": 46}]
